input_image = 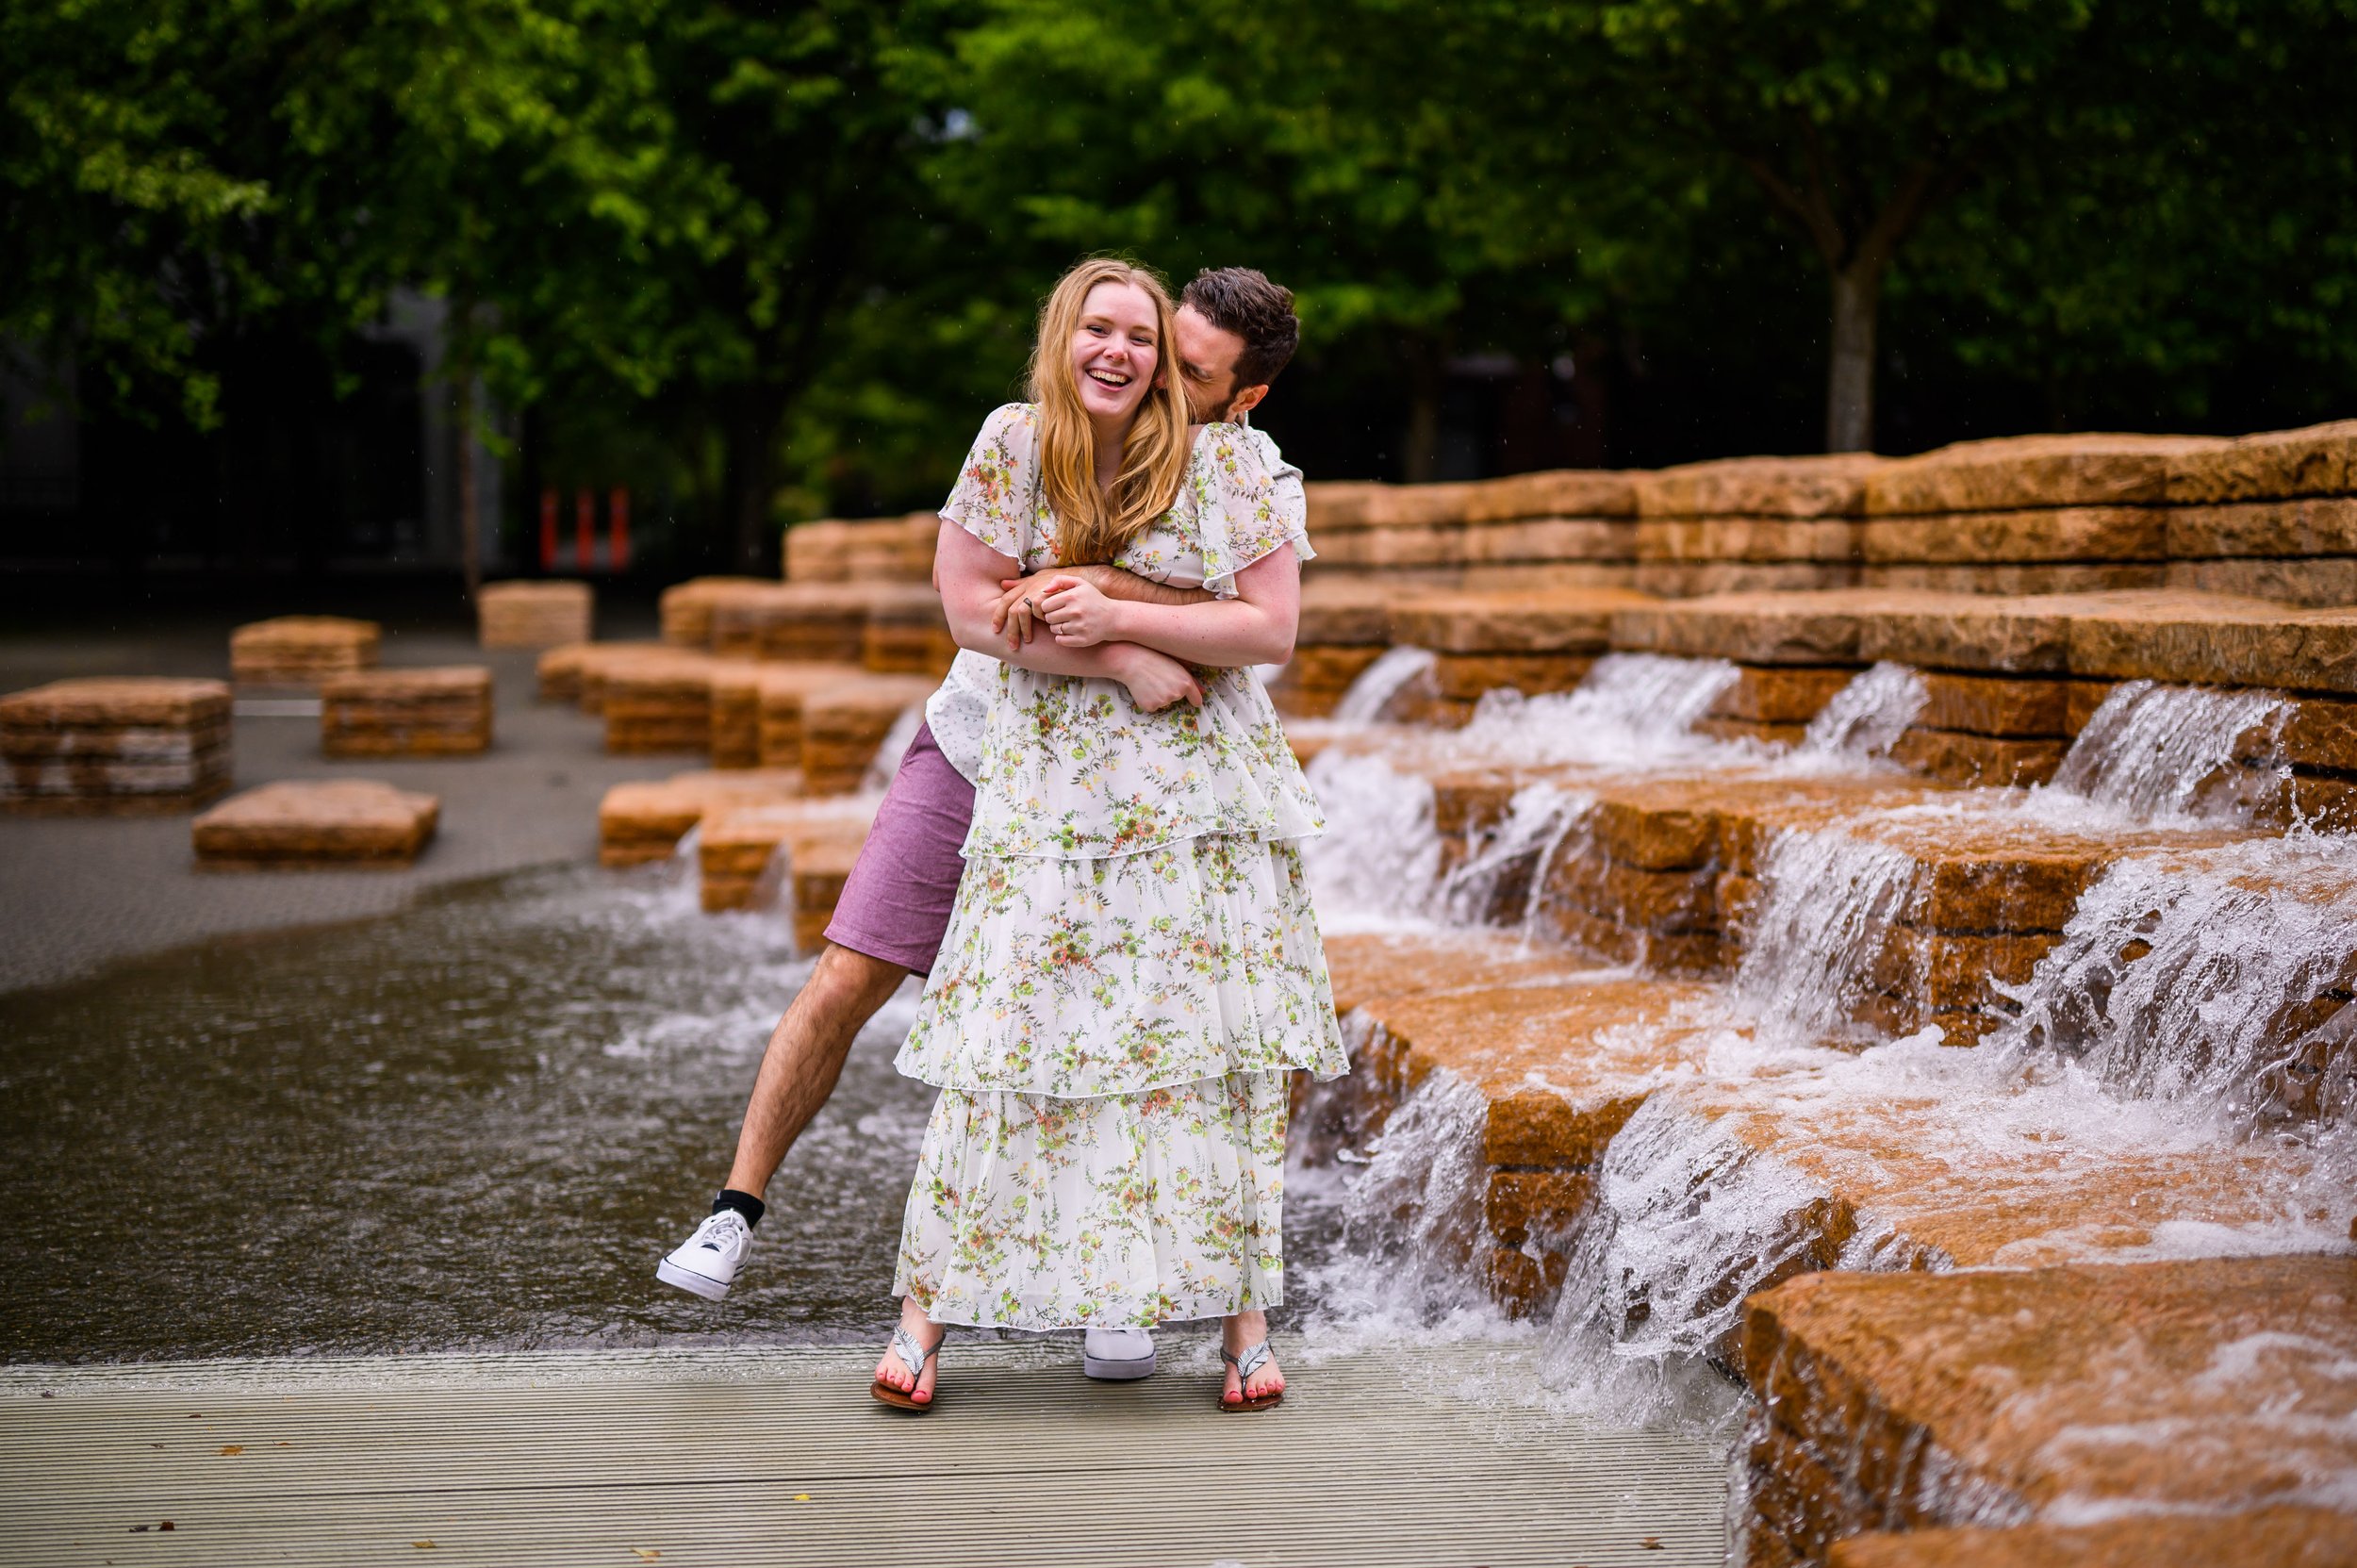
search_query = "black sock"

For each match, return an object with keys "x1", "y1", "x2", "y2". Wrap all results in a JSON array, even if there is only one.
[{"x1": 712, "y1": 1189, "x2": 766, "y2": 1229}]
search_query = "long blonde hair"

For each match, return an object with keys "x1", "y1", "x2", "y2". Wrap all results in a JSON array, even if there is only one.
[{"x1": 1028, "y1": 258, "x2": 1190, "y2": 564}]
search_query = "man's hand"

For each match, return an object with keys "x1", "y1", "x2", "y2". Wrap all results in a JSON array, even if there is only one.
[
  {"x1": 1108, "y1": 643, "x2": 1204, "y2": 711},
  {"x1": 989, "y1": 563, "x2": 1210, "y2": 649},
  {"x1": 1039, "y1": 577, "x2": 1124, "y2": 648}
]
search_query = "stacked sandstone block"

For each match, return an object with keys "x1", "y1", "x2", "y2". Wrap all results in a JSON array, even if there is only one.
[
  {"x1": 1266, "y1": 583, "x2": 1399, "y2": 718},
  {"x1": 698, "y1": 798, "x2": 878, "y2": 935},
  {"x1": 860, "y1": 583, "x2": 960, "y2": 676},
  {"x1": 1741, "y1": 1258, "x2": 2357, "y2": 1568},
  {"x1": 0, "y1": 678, "x2": 233, "y2": 814},
  {"x1": 192, "y1": 779, "x2": 437, "y2": 868},
  {"x1": 783, "y1": 513, "x2": 937, "y2": 584},
  {"x1": 1634, "y1": 453, "x2": 1882, "y2": 597},
  {"x1": 603, "y1": 653, "x2": 717, "y2": 753},
  {"x1": 707, "y1": 583, "x2": 869, "y2": 664},
  {"x1": 1858, "y1": 434, "x2": 2211, "y2": 597},
  {"x1": 597, "y1": 768, "x2": 804, "y2": 867},
  {"x1": 321, "y1": 668, "x2": 492, "y2": 756},
  {"x1": 477, "y1": 580, "x2": 591, "y2": 649},
  {"x1": 1391, "y1": 586, "x2": 1656, "y2": 725},
  {"x1": 230, "y1": 617, "x2": 380, "y2": 690},
  {"x1": 2163, "y1": 419, "x2": 2357, "y2": 606},
  {"x1": 1306, "y1": 470, "x2": 1639, "y2": 590},
  {"x1": 658, "y1": 577, "x2": 769, "y2": 647},
  {"x1": 754, "y1": 663, "x2": 872, "y2": 772},
  {"x1": 802, "y1": 674, "x2": 937, "y2": 793}
]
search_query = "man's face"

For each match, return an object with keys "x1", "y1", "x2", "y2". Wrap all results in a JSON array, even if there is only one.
[{"x1": 1174, "y1": 304, "x2": 1252, "y2": 421}]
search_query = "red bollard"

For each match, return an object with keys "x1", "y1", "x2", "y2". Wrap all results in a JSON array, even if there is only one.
[
  {"x1": 538, "y1": 489, "x2": 559, "y2": 571},
  {"x1": 575, "y1": 488, "x2": 596, "y2": 571},
  {"x1": 609, "y1": 487, "x2": 631, "y2": 571}
]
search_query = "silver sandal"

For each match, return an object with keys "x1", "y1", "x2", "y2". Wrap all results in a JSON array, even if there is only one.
[
  {"x1": 871, "y1": 1324, "x2": 939, "y2": 1412},
  {"x1": 1218, "y1": 1339, "x2": 1284, "y2": 1412}
]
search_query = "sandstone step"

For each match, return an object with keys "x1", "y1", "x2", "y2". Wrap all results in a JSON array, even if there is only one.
[
  {"x1": 477, "y1": 580, "x2": 591, "y2": 649},
  {"x1": 1321, "y1": 929, "x2": 1734, "y2": 1315},
  {"x1": 860, "y1": 583, "x2": 958, "y2": 676},
  {"x1": 602, "y1": 653, "x2": 718, "y2": 753},
  {"x1": 1861, "y1": 562, "x2": 2167, "y2": 596},
  {"x1": 595, "y1": 768, "x2": 804, "y2": 867},
  {"x1": 783, "y1": 518, "x2": 853, "y2": 581},
  {"x1": 841, "y1": 510, "x2": 940, "y2": 582},
  {"x1": 2166, "y1": 496, "x2": 2357, "y2": 559},
  {"x1": 1635, "y1": 562, "x2": 1858, "y2": 599},
  {"x1": 698, "y1": 799, "x2": 877, "y2": 940},
  {"x1": 705, "y1": 583, "x2": 869, "y2": 664},
  {"x1": 0, "y1": 678, "x2": 234, "y2": 812},
  {"x1": 2165, "y1": 418, "x2": 2357, "y2": 504},
  {"x1": 1613, "y1": 589, "x2": 1953, "y2": 667},
  {"x1": 753, "y1": 662, "x2": 872, "y2": 771},
  {"x1": 1739, "y1": 1257, "x2": 2357, "y2": 1565},
  {"x1": 1860, "y1": 506, "x2": 2168, "y2": 566},
  {"x1": 658, "y1": 576, "x2": 771, "y2": 647},
  {"x1": 2167, "y1": 554, "x2": 2357, "y2": 608},
  {"x1": 1389, "y1": 587, "x2": 1654, "y2": 721},
  {"x1": 1637, "y1": 453, "x2": 1883, "y2": 521},
  {"x1": 567, "y1": 642, "x2": 674, "y2": 714},
  {"x1": 192, "y1": 779, "x2": 437, "y2": 867},
  {"x1": 229, "y1": 616, "x2": 380, "y2": 689},
  {"x1": 321, "y1": 667, "x2": 493, "y2": 756},
  {"x1": 801, "y1": 675, "x2": 935, "y2": 794},
  {"x1": 1824, "y1": 1509, "x2": 2357, "y2": 1568},
  {"x1": 1864, "y1": 434, "x2": 2225, "y2": 516}
]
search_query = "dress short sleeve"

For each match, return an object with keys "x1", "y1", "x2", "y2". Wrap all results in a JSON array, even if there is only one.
[
  {"x1": 939, "y1": 403, "x2": 1041, "y2": 561},
  {"x1": 1190, "y1": 423, "x2": 1309, "y2": 598}
]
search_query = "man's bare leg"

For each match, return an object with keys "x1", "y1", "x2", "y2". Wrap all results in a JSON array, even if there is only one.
[
  {"x1": 727, "y1": 942, "x2": 914, "y2": 1196},
  {"x1": 656, "y1": 941, "x2": 914, "y2": 1301}
]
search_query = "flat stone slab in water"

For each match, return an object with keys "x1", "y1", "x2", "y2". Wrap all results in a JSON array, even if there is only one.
[
  {"x1": 596, "y1": 767, "x2": 803, "y2": 866},
  {"x1": 1741, "y1": 1258, "x2": 2357, "y2": 1559},
  {"x1": 1, "y1": 678, "x2": 234, "y2": 811},
  {"x1": 1638, "y1": 452, "x2": 1884, "y2": 520},
  {"x1": 2165, "y1": 417, "x2": 2357, "y2": 504},
  {"x1": 192, "y1": 780, "x2": 438, "y2": 868},
  {"x1": 801, "y1": 673, "x2": 937, "y2": 794},
  {"x1": 700, "y1": 797, "x2": 877, "y2": 940},
  {"x1": 1826, "y1": 1509, "x2": 2357, "y2": 1568},
  {"x1": 1393, "y1": 587, "x2": 1656, "y2": 654}
]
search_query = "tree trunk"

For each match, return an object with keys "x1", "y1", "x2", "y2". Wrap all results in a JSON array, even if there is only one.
[
  {"x1": 723, "y1": 387, "x2": 789, "y2": 573},
  {"x1": 1824, "y1": 261, "x2": 1882, "y2": 453},
  {"x1": 1401, "y1": 338, "x2": 1444, "y2": 483},
  {"x1": 455, "y1": 374, "x2": 482, "y2": 602}
]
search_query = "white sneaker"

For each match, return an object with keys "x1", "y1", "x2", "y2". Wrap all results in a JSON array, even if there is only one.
[
  {"x1": 657, "y1": 1210, "x2": 752, "y2": 1301},
  {"x1": 1082, "y1": 1326, "x2": 1157, "y2": 1380}
]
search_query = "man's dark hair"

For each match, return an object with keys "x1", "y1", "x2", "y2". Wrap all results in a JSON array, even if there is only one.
[{"x1": 1181, "y1": 267, "x2": 1299, "y2": 391}]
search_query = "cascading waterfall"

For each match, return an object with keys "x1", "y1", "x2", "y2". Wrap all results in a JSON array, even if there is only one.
[
  {"x1": 859, "y1": 703, "x2": 927, "y2": 794},
  {"x1": 1434, "y1": 781, "x2": 1595, "y2": 933},
  {"x1": 1999, "y1": 836, "x2": 2357, "y2": 1127},
  {"x1": 2043, "y1": 680, "x2": 2292, "y2": 822},
  {"x1": 1733, "y1": 828, "x2": 1924, "y2": 1044},
  {"x1": 1300, "y1": 751, "x2": 1444, "y2": 926},
  {"x1": 1453, "y1": 653, "x2": 1741, "y2": 768},
  {"x1": 1330, "y1": 645, "x2": 1439, "y2": 724},
  {"x1": 1801, "y1": 661, "x2": 1927, "y2": 761}
]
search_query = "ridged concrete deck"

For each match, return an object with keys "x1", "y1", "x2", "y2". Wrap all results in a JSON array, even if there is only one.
[{"x1": 0, "y1": 1340, "x2": 1725, "y2": 1567}]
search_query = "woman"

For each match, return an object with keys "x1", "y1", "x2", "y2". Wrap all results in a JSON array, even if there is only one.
[{"x1": 872, "y1": 258, "x2": 1347, "y2": 1413}]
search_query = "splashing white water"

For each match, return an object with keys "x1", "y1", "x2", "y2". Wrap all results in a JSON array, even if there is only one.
[
  {"x1": 1734, "y1": 829, "x2": 1924, "y2": 1044},
  {"x1": 1330, "y1": 645, "x2": 1440, "y2": 724},
  {"x1": 860, "y1": 702, "x2": 928, "y2": 793},
  {"x1": 1450, "y1": 654, "x2": 1741, "y2": 768},
  {"x1": 1803, "y1": 662, "x2": 1927, "y2": 761},
  {"x1": 1435, "y1": 781, "x2": 1596, "y2": 933},
  {"x1": 1300, "y1": 751, "x2": 1445, "y2": 928},
  {"x1": 1999, "y1": 835, "x2": 2357, "y2": 1127},
  {"x1": 2043, "y1": 681, "x2": 2291, "y2": 823}
]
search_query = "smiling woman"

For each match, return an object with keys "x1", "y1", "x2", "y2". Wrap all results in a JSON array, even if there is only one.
[{"x1": 1030, "y1": 259, "x2": 1191, "y2": 569}]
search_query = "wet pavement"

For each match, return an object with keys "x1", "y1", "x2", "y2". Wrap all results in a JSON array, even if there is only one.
[{"x1": 0, "y1": 611, "x2": 682, "y2": 993}]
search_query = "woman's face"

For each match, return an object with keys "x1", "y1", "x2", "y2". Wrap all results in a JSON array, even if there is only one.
[{"x1": 1068, "y1": 280, "x2": 1162, "y2": 424}]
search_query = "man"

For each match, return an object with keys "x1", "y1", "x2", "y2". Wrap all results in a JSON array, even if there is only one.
[{"x1": 658, "y1": 267, "x2": 1307, "y2": 1383}]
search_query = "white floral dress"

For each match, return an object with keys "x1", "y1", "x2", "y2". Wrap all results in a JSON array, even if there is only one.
[{"x1": 892, "y1": 403, "x2": 1350, "y2": 1330}]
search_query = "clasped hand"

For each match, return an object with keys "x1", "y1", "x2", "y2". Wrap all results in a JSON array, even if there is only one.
[{"x1": 989, "y1": 569, "x2": 1121, "y2": 650}]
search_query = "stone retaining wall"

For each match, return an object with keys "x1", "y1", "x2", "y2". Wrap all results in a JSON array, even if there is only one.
[{"x1": 785, "y1": 421, "x2": 2355, "y2": 603}]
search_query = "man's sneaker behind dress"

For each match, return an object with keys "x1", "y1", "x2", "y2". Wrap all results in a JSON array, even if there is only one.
[{"x1": 658, "y1": 1210, "x2": 752, "y2": 1301}]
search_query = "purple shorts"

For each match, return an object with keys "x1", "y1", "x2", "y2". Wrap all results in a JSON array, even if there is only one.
[{"x1": 823, "y1": 720, "x2": 975, "y2": 975}]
